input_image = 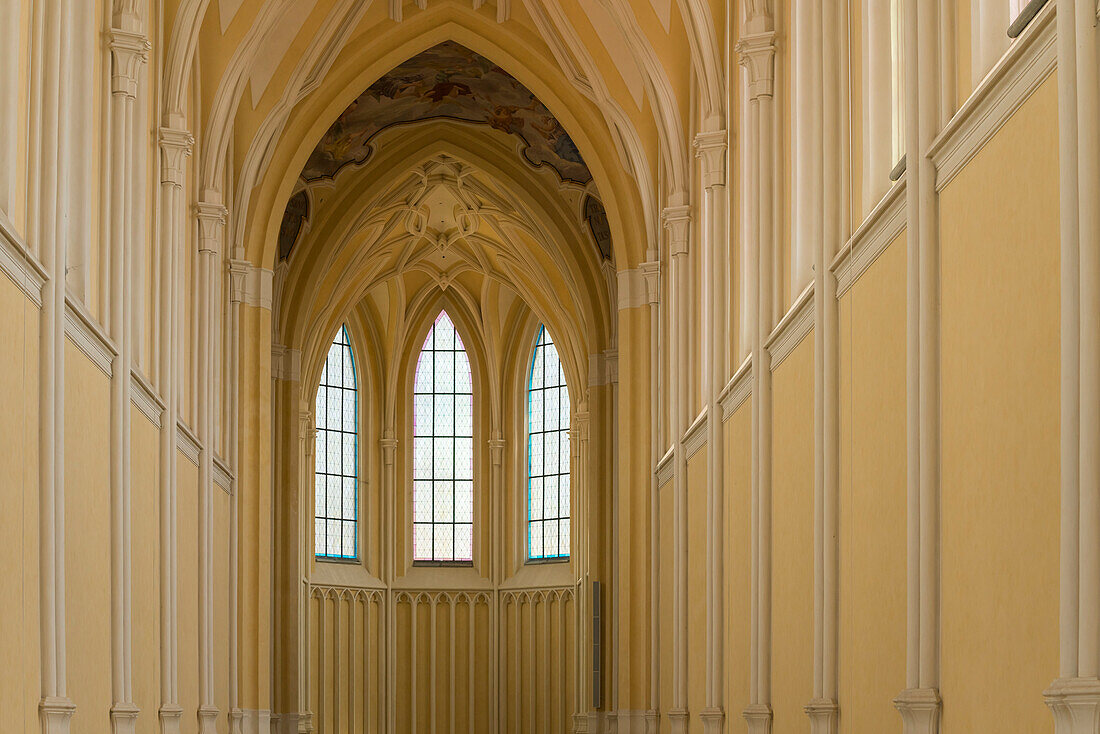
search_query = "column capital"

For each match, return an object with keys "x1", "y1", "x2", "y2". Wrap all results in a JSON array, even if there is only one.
[
  {"x1": 159, "y1": 128, "x2": 193, "y2": 188},
  {"x1": 742, "y1": 704, "x2": 773, "y2": 734},
  {"x1": 662, "y1": 205, "x2": 692, "y2": 257},
  {"x1": 736, "y1": 32, "x2": 777, "y2": 100},
  {"x1": 195, "y1": 201, "x2": 227, "y2": 255},
  {"x1": 803, "y1": 698, "x2": 838, "y2": 734},
  {"x1": 893, "y1": 688, "x2": 941, "y2": 734},
  {"x1": 488, "y1": 437, "x2": 505, "y2": 466},
  {"x1": 694, "y1": 130, "x2": 728, "y2": 189},
  {"x1": 107, "y1": 29, "x2": 150, "y2": 98},
  {"x1": 640, "y1": 260, "x2": 661, "y2": 305},
  {"x1": 1045, "y1": 678, "x2": 1100, "y2": 734}
]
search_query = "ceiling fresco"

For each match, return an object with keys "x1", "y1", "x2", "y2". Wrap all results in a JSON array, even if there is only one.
[{"x1": 300, "y1": 41, "x2": 594, "y2": 186}]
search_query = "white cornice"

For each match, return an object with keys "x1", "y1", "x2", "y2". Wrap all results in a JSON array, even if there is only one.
[
  {"x1": 65, "y1": 294, "x2": 116, "y2": 377},
  {"x1": 683, "y1": 407, "x2": 708, "y2": 459},
  {"x1": 655, "y1": 444, "x2": 675, "y2": 487},
  {"x1": 177, "y1": 419, "x2": 201, "y2": 466},
  {"x1": 832, "y1": 176, "x2": 908, "y2": 297},
  {"x1": 720, "y1": 356, "x2": 753, "y2": 419},
  {"x1": 213, "y1": 455, "x2": 234, "y2": 494},
  {"x1": 130, "y1": 368, "x2": 164, "y2": 427},
  {"x1": 0, "y1": 211, "x2": 46, "y2": 306},
  {"x1": 928, "y1": 0, "x2": 1055, "y2": 191},
  {"x1": 765, "y1": 282, "x2": 814, "y2": 371}
]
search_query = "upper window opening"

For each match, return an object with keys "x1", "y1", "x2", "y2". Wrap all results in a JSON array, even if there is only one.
[
  {"x1": 315, "y1": 325, "x2": 359, "y2": 560},
  {"x1": 527, "y1": 326, "x2": 570, "y2": 561},
  {"x1": 412, "y1": 311, "x2": 475, "y2": 563}
]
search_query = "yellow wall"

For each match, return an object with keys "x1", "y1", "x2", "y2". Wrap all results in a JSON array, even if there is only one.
[
  {"x1": 0, "y1": 277, "x2": 39, "y2": 734},
  {"x1": 658, "y1": 477, "x2": 674, "y2": 734},
  {"x1": 65, "y1": 343, "x2": 112, "y2": 734},
  {"x1": 838, "y1": 232, "x2": 908, "y2": 733},
  {"x1": 938, "y1": 73, "x2": 1060, "y2": 733},
  {"x1": 132, "y1": 408, "x2": 162, "y2": 734},
  {"x1": 178, "y1": 452, "x2": 200, "y2": 734},
  {"x1": 723, "y1": 400, "x2": 752, "y2": 732},
  {"x1": 770, "y1": 336, "x2": 814, "y2": 734},
  {"x1": 687, "y1": 446, "x2": 708, "y2": 733}
]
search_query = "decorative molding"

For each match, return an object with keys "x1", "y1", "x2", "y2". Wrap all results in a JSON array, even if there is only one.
[
  {"x1": 130, "y1": 368, "x2": 164, "y2": 427},
  {"x1": 668, "y1": 708, "x2": 689, "y2": 734},
  {"x1": 928, "y1": 0, "x2": 1055, "y2": 191},
  {"x1": 40, "y1": 697, "x2": 76, "y2": 734},
  {"x1": 229, "y1": 259, "x2": 273, "y2": 308},
  {"x1": 719, "y1": 356, "x2": 753, "y2": 419},
  {"x1": 213, "y1": 455, "x2": 234, "y2": 494},
  {"x1": 107, "y1": 29, "x2": 150, "y2": 98},
  {"x1": 1045, "y1": 677, "x2": 1100, "y2": 734},
  {"x1": 235, "y1": 709, "x2": 272, "y2": 734},
  {"x1": 616, "y1": 268, "x2": 649, "y2": 310},
  {"x1": 640, "y1": 260, "x2": 660, "y2": 304},
  {"x1": 662, "y1": 205, "x2": 692, "y2": 256},
  {"x1": 158, "y1": 127, "x2": 194, "y2": 188},
  {"x1": 736, "y1": 32, "x2": 777, "y2": 100},
  {"x1": 608, "y1": 710, "x2": 654, "y2": 734},
  {"x1": 804, "y1": 698, "x2": 838, "y2": 734},
  {"x1": 832, "y1": 176, "x2": 907, "y2": 297},
  {"x1": 742, "y1": 704, "x2": 773, "y2": 734},
  {"x1": 176, "y1": 420, "x2": 201, "y2": 466},
  {"x1": 700, "y1": 707, "x2": 725, "y2": 734},
  {"x1": 0, "y1": 210, "x2": 46, "y2": 306},
  {"x1": 693, "y1": 130, "x2": 727, "y2": 189},
  {"x1": 158, "y1": 704, "x2": 183, "y2": 734},
  {"x1": 764, "y1": 283, "x2": 814, "y2": 370},
  {"x1": 111, "y1": 703, "x2": 140, "y2": 734},
  {"x1": 195, "y1": 200, "x2": 228, "y2": 254},
  {"x1": 893, "y1": 688, "x2": 941, "y2": 734},
  {"x1": 271, "y1": 344, "x2": 301, "y2": 382},
  {"x1": 65, "y1": 293, "x2": 117, "y2": 377},
  {"x1": 683, "y1": 408, "x2": 708, "y2": 460},
  {"x1": 655, "y1": 445, "x2": 675, "y2": 487}
]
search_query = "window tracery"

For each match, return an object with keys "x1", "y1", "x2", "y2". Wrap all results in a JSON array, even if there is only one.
[
  {"x1": 527, "y1": 326, "x2": 570, "y2": 560},
  {"x1": 315, "y1": 325, "x2": 359, "y2": 559}
]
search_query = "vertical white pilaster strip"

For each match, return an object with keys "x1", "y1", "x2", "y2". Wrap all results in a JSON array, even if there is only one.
[
  {"x1": 107, "y1": 22, "x2": 149, "y2": 734},
  {"x1": 157, "y1": 123, "x2": 191, "y2": 734}
]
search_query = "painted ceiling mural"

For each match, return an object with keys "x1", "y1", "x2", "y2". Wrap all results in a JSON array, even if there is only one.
[{"x1": 300, "y1": 41, "x2": 593, "y2": 186}]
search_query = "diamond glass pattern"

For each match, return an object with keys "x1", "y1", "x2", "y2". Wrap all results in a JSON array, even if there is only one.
[
  {"x1": 314, "y1": 326, "x2": 359, "y2": 559},
  {"x1": 527, "y1": 326, "x2": 571, "y2": 560},
  {"x1": 412, "y1": 311, "x2": 475, "y2": 562}
]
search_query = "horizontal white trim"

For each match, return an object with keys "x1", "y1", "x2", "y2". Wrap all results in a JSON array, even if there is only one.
[
  {"x1": 0, "y1": 210, "x2": 46, "y2": 306},
  {"x1": 176, "y1": 419, "x2": 201, "y2": 466},
  {"x1": 213, "y1": 455, "x2": 234, "y2": 493},
  {"x1": 765, "y1": 282, "x2": 814, "y2": 370},
  {"x1": 65, "y1": 293, "x2": 116, "y2": 377},
  {"x1": 832, "y1": 176, "x2": 907, "y2": 297},
  {"x1": 928, "y1": 0, "x2": 1055, "y2": 191},
  {"x1": 720, "y1": 355, "x2": 753, "y2": 419},
  {"x1": 130, "y1": 368, "x2": 164, "y2": 427},
  {"x1": 655, "y1": 444, "x2": 675, "y2": 487},
  {"x1": 683, "y1": 407, "x2": 708, "y2": 459}
]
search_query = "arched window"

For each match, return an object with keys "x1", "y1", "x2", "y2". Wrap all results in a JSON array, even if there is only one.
[
  {"x1": 527, "y1": 326, "x2": 570, "y2": 560},
  {"x1": 315, "y1": 325, "x2": 359, "y2": 559},
  {"x1": 413, "y1": 311, "x2": 474, "y2": 563}
]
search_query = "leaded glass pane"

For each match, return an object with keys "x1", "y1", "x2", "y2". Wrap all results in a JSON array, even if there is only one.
[
  {"x1": 526, "y1": 326, "x2": 571, "y2": 560},
  {"x1": 314, "y1": 324, "x2": 359, "y2": 560},
  {"x1": 411, "y1": 311, "x2": 475, "y2": 562}
]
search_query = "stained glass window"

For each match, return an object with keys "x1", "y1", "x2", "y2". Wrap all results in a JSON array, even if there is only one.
[
  {"x1": 412, "y1": 311, "x2": 474, "y2": 563},
  {"x1": 527, "y1": 326, "x2": 570, "y2": 560},
  {"x1": 315, "y1": 325, "x2": 359, "y2": 559}
]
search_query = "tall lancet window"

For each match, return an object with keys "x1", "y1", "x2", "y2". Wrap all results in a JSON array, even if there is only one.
[
  {"x1": 315, "y1": 325, "x2": 359, "y2": 559},
  {"x1": 527, "y1": 326, "x2": 570, "y2": 560},
  {"x1": 413, "y1": 311, "x2": 474, "y2": 563}
]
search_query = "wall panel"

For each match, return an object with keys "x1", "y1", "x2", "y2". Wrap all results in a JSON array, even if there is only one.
[
  {"x1": 838, "y1": 233, "x2": 907, "y2": 733},
  {"x1": 687, "y1": 447, "x2": 707, "y2": 733},
  {"x1": 723, "y1": 400, "x2": 752, "y2": 734},
  {"x1": 770, "y1": 337, "x2": 814, "y2": 734},
  {"x1": 938, "y1": 73, "x2": 1059, "y2": 733},
  {"x1": 65, "y1": 343, "x2": 111, "y2": 734},
  {"x1": 132, "y1": 407, "x2": 161, "y2": 734}
]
